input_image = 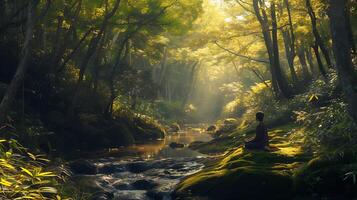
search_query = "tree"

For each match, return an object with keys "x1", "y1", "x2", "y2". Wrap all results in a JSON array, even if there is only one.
[
  {"x1": 0, "y1": 0, "x2": 37, "y2": 124},
  {"x1": 328, "y1": 0, "x2": 357, "y2": 121},
  {"x1": 253, "y1": 0, "x2": 293, "y2": 99},
  {"x1": 281, "y1": 0, "x2": 298, "y2": 84},
  {"x1": 306, "y1": 0, "x2": 333, "y2": 69}
]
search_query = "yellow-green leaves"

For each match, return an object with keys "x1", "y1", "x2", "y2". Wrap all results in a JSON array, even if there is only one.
[
  {"x1": 0, "y1": 178, "x2": 13, "y2": 187},
  {"x1": 0, "y1": 138, "x2": 66, "y2": 200}
]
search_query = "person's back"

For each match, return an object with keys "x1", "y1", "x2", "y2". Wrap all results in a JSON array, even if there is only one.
[{"x1": 245, "y1": 112, "x2": 269, "y2": 150}]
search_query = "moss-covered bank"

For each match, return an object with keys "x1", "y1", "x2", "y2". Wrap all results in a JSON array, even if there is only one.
[{"x1": 174, "y1": 125, "x2": 357, "y2": 200}]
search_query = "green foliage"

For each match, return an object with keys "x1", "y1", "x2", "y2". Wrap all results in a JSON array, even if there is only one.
[
  {"x1": 295, "y1": 100, "x2": 357, "y2": 152},
  {"x1": 0, "y1": 139, "x2": 69, "y2": 200}
]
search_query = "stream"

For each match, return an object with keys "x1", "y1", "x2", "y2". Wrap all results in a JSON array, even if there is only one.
[{"x1": 77, "y1": 124, "x2": 213, "y2": 200}]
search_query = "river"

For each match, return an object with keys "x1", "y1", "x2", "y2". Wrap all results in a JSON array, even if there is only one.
[{"x1": 77, "y1": 124, "x2": 213, "y2": 200}]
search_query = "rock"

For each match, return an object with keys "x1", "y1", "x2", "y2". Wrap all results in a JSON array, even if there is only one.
[
  {"x1": 169, "y1": 142, "x2": 184, "y2": 149},
  {"x1": 113, "y1": 182, "x2": 131, "y2": 190},
  {"x1": 127, "y1": 162, "x2": 151, "y2": 173},
  {"x1": 132, "y1": 179, "x2": 159, "y2": 190},
  {"x1": 146, "y1": 190, "x2": 167, "y2": 200},
  {"x1": 223, "y1": 118, "x2": 238, "y2": 125},
  {"x1": 206, "y1": 125, "x2": 216, "y2": 131},
  {"x1": 169, "y1": 123, "x2": 181, "y2": 132},
  {"x1": 69, "y1": 159, "x2": 97, "y2": 175},
  {"x1": 98, "y1": 164, "x2": 125, "y2": 174},
  {"x1": 171, "y1": 163, "x2": 185, "y2": 169},
  {"x1": 90, "y1": 192, "x2": 114, "y2": 200},
  {"x1": 213, "y1": 120, "x2": 238, "y2": 138},
  {"x1": 188, "y1": 141, "x2": 204, "y2": 149}
]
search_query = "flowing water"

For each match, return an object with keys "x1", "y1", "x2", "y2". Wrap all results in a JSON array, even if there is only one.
[{"x1": 80, "y1": 124, "x2": 213, "y2": 200}]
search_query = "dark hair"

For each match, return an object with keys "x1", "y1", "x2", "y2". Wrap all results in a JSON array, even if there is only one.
[{"x1": 256, "y1": 112, "x2": 264, "y2": 121}]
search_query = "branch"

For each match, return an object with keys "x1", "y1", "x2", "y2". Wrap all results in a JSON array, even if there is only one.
[
  {"x1": 214, "y1": 41, "x2": 269, "y2": 63},
  {"x1": 224, "y1": 23, "x2": 289, "y2": 40},
  {"x1": 57, "y1": 27, "x2": 94, "y2": 72},
  {"x1": 235, "y1": 0, "x2": 255, "y2": 14}
]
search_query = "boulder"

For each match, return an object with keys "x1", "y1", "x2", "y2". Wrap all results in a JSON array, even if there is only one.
[
  {"x1": 169, "y1": 142, "x2": 185, "y2": 149},
  {"x1": 69, "y1": 160, "x2": 97, "y2": 175},
  {"x1": 132, "y1": 179, "x2": 159, "y2": 190},
  {"x1": 90, "y1": 192, "x2": 114, "y2": 200},
  {"x1": 127, "y1": 162, "x2": 152, "y2": 173},
  {"x1": 98, "y1": 164, "x2": 125, "y2": 174},
  {"x1": 112, "y1": 182, "x2": 131, "y2": 190},
  {"x1": 206, "y1": 125, "x2": 216, "y2": 132},
  {"x1": 169, "y1": 123, "x2": 181, "y2": 132}
]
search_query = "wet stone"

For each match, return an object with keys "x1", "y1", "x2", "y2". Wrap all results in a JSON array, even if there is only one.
[
  {"x1": 98, "y1": 164, "x2": 126, "y2": 174},
  {"x1": 112, "y1": 182, "x2": 132, "y2": 190},
  {"x1": 132, "y1": 179, "x2": 159, "y2": 190},
  {"x1": 69, "y1": 159, "x2": 97, "y2": 175},
  {"x1": 127, "y1": 162, "x2": 152, "y2": 173}
]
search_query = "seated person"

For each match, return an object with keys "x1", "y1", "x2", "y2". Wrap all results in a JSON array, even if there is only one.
[{"x1": 245, "y1": 112, "x2": 269, "y2": 150}]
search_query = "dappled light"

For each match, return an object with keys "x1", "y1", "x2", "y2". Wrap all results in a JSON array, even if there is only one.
[{"x1": 0, "y1": 0, "x2": 357, "y2": 199}]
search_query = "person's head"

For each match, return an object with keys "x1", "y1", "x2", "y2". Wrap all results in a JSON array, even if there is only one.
[{"x1": 256, "y1": 112, "x2": 264, "y2": 122}]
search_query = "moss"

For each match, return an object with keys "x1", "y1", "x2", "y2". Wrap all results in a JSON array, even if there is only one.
[
  {"x1": 294, "y1": 156, "x2": 357, "y2": 198},
  {"x1": 175, "y1": 166, "x2": 294, "y2": 200},
  {"x1": 179, "y1": 124, "x2": 357, "y2": 199},
  {"x1": 174, "y1": 124, "x2": 311, "y2": 200}
]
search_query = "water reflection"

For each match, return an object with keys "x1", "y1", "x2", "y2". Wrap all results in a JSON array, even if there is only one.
[
  {"x1": 107, "y1": 124, "x2": 212, "y2": 159},
  {"x1": 81, "y1": 125, "x2": 213, "y2": 200}
]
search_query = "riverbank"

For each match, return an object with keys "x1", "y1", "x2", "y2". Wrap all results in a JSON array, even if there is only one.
[{"x1": 174, "y1": 124, "x2": 357, "y2": 199}]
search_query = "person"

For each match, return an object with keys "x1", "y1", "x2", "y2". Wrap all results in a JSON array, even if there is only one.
[{"x1": 245, "y1": 112, "x2": 269, "y2": 150}]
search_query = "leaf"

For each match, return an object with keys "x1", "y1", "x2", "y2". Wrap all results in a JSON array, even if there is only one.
[
  {"x1": 0, "y1": 178, "x2": 12, "y2": 187},
  {"x1": 5, "y1": 151, "x2": 12, "y2": 158},
  {"x1": 308, "y1": 94, "x2": 318, "y2": 102},
  {"x1": 27, "y1": 152, "x2": 36, "y2": 160},
  {"x1": 39, "y1": 186, "x2": 58, "y2": 194},
  {"x1": 0, "y1": 161, "x2": 16, "y2": 170},
  {"x1": 38, "y1": 171, "x2": 56, "y2": 177},
  {"x1": 21, "y1": 167, "x2": 33, "y2": 177}
]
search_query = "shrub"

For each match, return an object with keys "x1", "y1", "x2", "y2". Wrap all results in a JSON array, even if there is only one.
[
  {"x1": 295, "y1": 100, "x2": 357, "y2": 152},
  {"x1": 0, "y1": 138, "x2": 69, "y2": 200}
]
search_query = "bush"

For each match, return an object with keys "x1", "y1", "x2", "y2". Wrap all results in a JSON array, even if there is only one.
[
  {"x1": 295, "y1": 100, "x2": 357, "y2": 152},
  {"x1": 0, "y1": 138, "x2": 69, "y2": 200}
]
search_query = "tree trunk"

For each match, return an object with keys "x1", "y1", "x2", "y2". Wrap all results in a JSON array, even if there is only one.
[
  {"x1": 270, "y1": 1, "x2": 294, "y2": 98},
  {"x1": 312, "y1": 42, "x2": 328, "y2": 79},
  {"x1": 305, "y1": 47, "x2": 317, "y2": 76},
  {"x1": 253, "y1": 0, "x2": 280, "y2": 97},
  {"x1": 0, "y1": 0, "x2": 36, "y2": 124},
  {"x1": 345, "y1": 2, "x2": 356, "y2": 54},
  {"x1": 306, "y1": 0, "x2": 333, "y2": 68},
  {"x1": 328, "y1": 0, "x2": 357, "y2": 121},
  {"x1": 68, "y1": 0, "x2": 121, "y2": 116},
  {"x1": 283, "y1": 0, "x2": 298, "y2": 83},
  {"x1": 297, "y1": 47, "x2": 311, "y2": 80},
  {"x1": 282, "y1": 29, "x2": 298, "y2": 83}
]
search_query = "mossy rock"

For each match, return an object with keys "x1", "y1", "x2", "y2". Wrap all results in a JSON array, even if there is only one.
[
  {"x1": 175, "y1": 165, "x2": 294, "y2": 200},
  {"x1": 294, "y1": 156, "x2": 357, "y2": 198},
  {"x1": 174, "y1": 125, "x2": 310, "y2": 200}
]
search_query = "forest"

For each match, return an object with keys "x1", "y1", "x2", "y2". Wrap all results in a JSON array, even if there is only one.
[{"x1": 0, "y1": 0, "x2": 356, "y2": 199}]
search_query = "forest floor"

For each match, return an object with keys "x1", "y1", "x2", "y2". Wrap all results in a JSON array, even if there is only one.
[{"x1": 173, "y1": 124, "x2": 357, "y2": 200}]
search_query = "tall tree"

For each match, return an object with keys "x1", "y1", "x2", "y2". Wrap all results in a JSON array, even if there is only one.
[
  {"x1": 328, "y1": 0, "x2": 357, "y2": 121},
  {"x1": 281, "y1": 0, "x2": 298, "y2": 84},
  {"x1": 253, "y1": 0, "x2": 293, "y2": 99},
  {"x1": 306, "y1": 0, "x2": 333, "y2": 68},
  {"x1": 0, "y1": 0, "x2": 37, "y2": 124},
  {"x1": 68, "y1": 0, "x2": 121, "y2": 115}
]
